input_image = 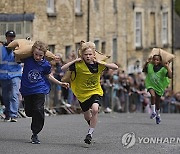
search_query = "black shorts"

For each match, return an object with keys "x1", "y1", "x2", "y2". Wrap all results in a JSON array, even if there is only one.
[
  {"x1": 79, "y1": 94, "x2": 102, "y2": 112},
  {"x1": 147, "y1": 88, "x2": 161, "y2": 97}
]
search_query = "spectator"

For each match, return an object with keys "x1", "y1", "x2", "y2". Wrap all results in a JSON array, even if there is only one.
[
  {"x1": 172, "y1": 92, "x2": 180, "y2": 113},
  {"x1": 111, "y1": 70, "x2": 122, "y2": 112},
  {"x1": 0, "y1": 30, "x2": 22, "y2": 122},
  {"x1": 161, "y1": 89, "x2": 173, "y2": 113},
  {"x1": 61, "y1": 51, "x2": 77, "y2": 107},
  {"x1": 101, "y1": 69, "x2": 113, "y2": 113},
  {"x1": 52, "y1": 54, "x2": 65, "y2": 107}
]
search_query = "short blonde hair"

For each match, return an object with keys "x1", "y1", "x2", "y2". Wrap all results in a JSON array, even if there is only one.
[
  {"x1": 79, "y1": 41, "x2": 96, "y2": 56},
  {"x1": 32, "y1": 41, "x2": 48, "y2": 54}
]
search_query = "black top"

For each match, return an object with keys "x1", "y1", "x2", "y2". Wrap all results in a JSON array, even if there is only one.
[
  {"x1": 143, "y1": 64, "x2": 163, "y2": 73},
  {"x1": 69, "y1": 62, "x2": 98, "y2": 73}
]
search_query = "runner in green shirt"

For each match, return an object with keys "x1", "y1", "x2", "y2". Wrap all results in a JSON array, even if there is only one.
[{"x1": 143, "y1": 55, "x2": 172, "y2": 124}]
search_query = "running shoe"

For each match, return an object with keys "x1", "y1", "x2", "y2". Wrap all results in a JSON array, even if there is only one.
[
  {"x1": 31, "y1": 134, "x2": 40, "y2": 144},
  {"x1": 150, "y1": 112, "x2": 156, "y2": 119},
  {"x1": 84, "y1": 134, "x2": 92, "y2": 144},
  {"x1": 156, "y1": 116, "x2": 161, "y2": 124},
  {"x1": 4, "y1": 117, "x2": 11, "y2": 122},
  {"x1": 10, "y1": 117, "x2": 17, "y2": 122}
]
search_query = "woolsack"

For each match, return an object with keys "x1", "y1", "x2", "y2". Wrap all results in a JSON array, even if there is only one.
[
  {"x1": 149, "y1": 48, "x2": 175, "y2": 63},
  {"x1": 78, "y1": 40, "x2": 110, "y2": 61},
  {"x1": 7, "y1": 39, "x2": 56, "y2": 62}
]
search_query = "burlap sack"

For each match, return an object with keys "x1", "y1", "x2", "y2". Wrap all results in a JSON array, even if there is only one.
[
  {"x1": 149, "y1": 48, "x2": 175, "y2": 63},
  {"x1": 61, "y1": 70, "x2": 76, "y2": 83},
  {"x1": 45, "y1": 50, "x2": 56, "y2": 61},
  {"x1": 61, "y1": 70, "x2": 72, "y2": 83},
  {"x1": 14, "y1": 45, "x2": 33, "y2": 62},
  {"x1": 7, "y1": 39, "x2": 34, "y2": 49},
  {"x1": 7, "y1": 39, "x2": 55, "y2": 62},
  {"x1": 94, "y1": 50, "x2": 111, "y2": 61}
]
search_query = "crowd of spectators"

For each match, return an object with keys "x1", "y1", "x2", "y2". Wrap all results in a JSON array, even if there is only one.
[
  {"x1": 1, "y1": 51, "x2": 180, "y2": 118},
  {"x1": 45, "y1": 52, "x2": 180, "y2": 115}
]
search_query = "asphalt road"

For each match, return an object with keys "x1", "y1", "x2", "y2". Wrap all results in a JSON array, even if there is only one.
[{"x1": 0, "y1": 112, "x2": 179, "y2": 154}]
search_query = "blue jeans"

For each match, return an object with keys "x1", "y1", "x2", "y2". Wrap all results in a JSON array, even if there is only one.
[{"x1": 0, "y1": 77, "x2": 21, "y2": 118}]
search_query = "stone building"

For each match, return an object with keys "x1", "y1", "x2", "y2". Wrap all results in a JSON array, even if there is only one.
[{"x1": 0, "y1": 0, "x2": 179, "y2": 91}]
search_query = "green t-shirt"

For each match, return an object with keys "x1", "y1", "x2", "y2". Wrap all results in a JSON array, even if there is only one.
[{"x1": 145, "y1": 63, "x2": 170, "y2": 96}]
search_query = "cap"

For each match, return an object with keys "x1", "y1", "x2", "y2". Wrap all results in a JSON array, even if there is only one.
[{"x1": 5, "y1": 30, "x2": 16, "y2": 37}]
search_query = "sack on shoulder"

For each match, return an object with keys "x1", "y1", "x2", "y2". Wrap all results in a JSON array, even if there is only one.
[
  {"x1": 61, "y1": 70, "x2": 76, "y2": 83},
  {"x1": 149, "y1": 48, "x2": 175, "y2": 63}
]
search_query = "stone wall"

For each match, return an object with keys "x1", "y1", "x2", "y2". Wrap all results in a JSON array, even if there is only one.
[{"x1": 0, "y1": 0, "x2": 179, "y2": 91}]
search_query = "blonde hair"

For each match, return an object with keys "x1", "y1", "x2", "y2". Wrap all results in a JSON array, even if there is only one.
[
  {"x1": 32, "y1": 41, "x2": 48, "y2": 54},
  {"x1": 79, "y1": 40, "x2": 96, "y2": 56},
  {"x1": 78, "y1": 40, "x2": 111, "y2": 61}
]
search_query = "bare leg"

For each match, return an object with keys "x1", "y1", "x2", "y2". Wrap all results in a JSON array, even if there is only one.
[
  {"x1": 155, "y1": 93, "x2": 161, "y2": 110},
  {"x1": 149, "y1": 89, "x2": 156, "y2": 105},
  {"x1": 83, "y1": 103, "x2": 99, "y2": 127},
  {"x1": 84, "y1": 103, "x2": 99, "y2": 144},
  {"x1": 89, "y1": 103, "x2": 99, "y2": 128},
  {"x1": 83, "y1": 110, "x2": 92, "y2": 123},
  {"x1": 149, "y1": 89, "x2": 156, "y2": 118}
]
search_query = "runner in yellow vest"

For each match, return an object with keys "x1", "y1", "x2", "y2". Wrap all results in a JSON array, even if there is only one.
[{"x1": 61, "y1": 41, "x2": 118, "y2": 144}]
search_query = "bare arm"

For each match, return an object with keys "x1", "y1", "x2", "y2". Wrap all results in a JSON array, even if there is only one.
[
  {"x1": 96, "y1": 61, "x2": 118, "y2": 70},
  {"x1": 61, "y1": 58, "x2": 82, "y2": 71},
  {"x1": 46, "y1": 74, "x2": 69, "y2": 89},
  {"x1": 142, "y1": 57, "x2": 152, "y2": 72},
  {"x1": 164, "y1": 62, "x2": 172, "y2": 79},
  {"x1": 104, "y1": 63, "x2": 118, "y2": 70},
  {"x1": 142, "y1": 61, "x2": 149, "y2": 72}
]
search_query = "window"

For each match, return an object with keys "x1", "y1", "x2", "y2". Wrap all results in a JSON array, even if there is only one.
[
  {"x1": 150, "y1": 12, "x2": 156, "y2": 46},
  {"x1": 94, "y1": 0, "x2": 99, "y2": 11},
  {"x1": 8, "y1": 23, "x2": 14, "y2": 31},
  {"x1": 135, "y1": 12, "x2": 142, "y2": 48},
  {"x1": 0, "y1": 13, "x2": 34, "y2": 41},
  {"x1": 47, "y1": 0, "x2": 55, "y2": 14},
  {"x1": 113, "y1": 0, "x2": 117, "y2": 13},
  {"x1": 15, "y1": 23, "x2": 22, "y2": 35},
  {"x1": 162, "y1": 12, "x2": 168, "y2": 45},
  {"x1": 112, "y1": 38, "x2": 117, "y2": 62},
  {"x1": 0, "y1": 21, "x2": 25, "y2": 41},
  {"x1": 75, "y1": 42, "x2": 80, "y2": 54},
  {"x1": 75, "y1": 0, "x2": 81, "y2": 13},
  {"x1": 94, "y1": 40, "x2": 99, "y2": 51},
  {"x1": 25, "y1": 21, "x2": 31, "y2": 34},
  {"x1": 48, "y1": 45, "x2": 55, "y2": 53},
  {"x1": 101, "y1": 42, "x2": 106, "y2": 54},
  {"x1": 65, "y1": 46, "x2": 72, "y2": 59},
  {"x1": 0, "y1": 23, "x2": 6, "y2": 35}
]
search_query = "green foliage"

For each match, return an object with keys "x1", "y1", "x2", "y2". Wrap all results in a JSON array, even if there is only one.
[{"x1": 175, "y1": 0, "x2": 180, "y2": 17}]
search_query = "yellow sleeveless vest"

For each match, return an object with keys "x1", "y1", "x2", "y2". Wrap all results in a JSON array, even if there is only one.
[{"x1": 71, "y1": 61, "x2": 105, "y2": 103}]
